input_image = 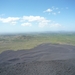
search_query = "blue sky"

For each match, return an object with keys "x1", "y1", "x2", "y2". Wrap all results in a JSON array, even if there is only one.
[{"x1": 0, "y1": 0, "x2": 75, "y2": 33}]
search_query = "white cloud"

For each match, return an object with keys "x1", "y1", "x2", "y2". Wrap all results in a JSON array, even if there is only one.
[
  {"x1": 21, "y1": 22, "x2": 32, "y2": 26},
  {"x1": 0, "y1": 15, "x2": 62, "y2": 29},
  {"x1": 22, "y1": 15, "x2": 62, "y2": 28},
  {"x1": 50, "y1": 23, "x2": 62, "y2": 28},
  {"x1": 22, "y1": 16, "x2": 51, "y2": 28},
  {"x1": 38, "y1": 20, "x2": 50, "y2": 27},
  {"x1": 44, "y1": 6, "x2": 68, "y2": 16},
  {"x1": 44, "y1": 7, "x2": 61, "y2": 15},
  {"x1": 39, "y1": 22, "x2": 62, "y2": 28},
  {"x1": 0, "y1": 17, "x2": 20, "y2": 25},
  {"x1": 44, "y1": 8, "x2": 53, "y2": 13},
  {"x1": 11, "y1": 22, "x2": 17, "y2": 25},
  {"x1": 22, "y1": 16, "x2": 45, "y2": 22}
]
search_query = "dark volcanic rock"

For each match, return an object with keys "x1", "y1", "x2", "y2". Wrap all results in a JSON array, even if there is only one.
[{"x1": 0, "y1": 43, "x2": 75, "y2": 75}]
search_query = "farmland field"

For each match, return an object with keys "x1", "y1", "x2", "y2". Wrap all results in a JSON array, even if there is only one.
[{"x1": 0, "y1": 32, "x2": 75, "y2": 53}]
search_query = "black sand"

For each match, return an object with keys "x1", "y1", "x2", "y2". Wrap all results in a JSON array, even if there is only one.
[{"x1": 0, "y1": 43, "x2": 75, "y2": 75}]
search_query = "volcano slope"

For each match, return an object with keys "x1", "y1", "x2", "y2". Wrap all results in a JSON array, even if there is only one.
[{"x1": 0, "y1": 43, "x2": 75, "y2": 75}]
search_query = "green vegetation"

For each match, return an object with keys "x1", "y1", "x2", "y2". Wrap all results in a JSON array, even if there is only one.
[{"x1": 0, "y1": 32, "x2": 75, "y2": 53}]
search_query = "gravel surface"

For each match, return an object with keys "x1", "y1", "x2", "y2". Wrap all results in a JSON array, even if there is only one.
[{"x1": 0, "y1": 43, "x2": 75, "y2": 75}]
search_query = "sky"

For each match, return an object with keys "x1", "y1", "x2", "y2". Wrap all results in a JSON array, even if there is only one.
[{"x1": 0, "y1": 0, "x2": 75, "y2": 33}]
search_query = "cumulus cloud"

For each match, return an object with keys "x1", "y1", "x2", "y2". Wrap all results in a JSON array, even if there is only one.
[
  {"x1": 22, "y1": 16, "x2": 51, "y2": 27},
  {"x1": 22, "y1": 16, "x2": 45, "y2": 22},
  {"x1": 50, "y1": 23, "x2": 62, "y2": 28},
  {"x1": 21, "y1": 15, "x2": 62, "y2": 28},
  {"x1": 0, "y1": 15, "x2": 62, "y2": 29},
  {"x1": 0, "y1": 17, "x2": 20, "y2": 25},
  {"x1": 44, "y1": 8, "x2": 53, "y2": 13},
  {"x1": 38, "y1": 20, "x2": 50, "y2": 27},
  {"x1": 44, "y1": 7, "x2": 61, "y2": 15},
  {"x1": 39, "y1": 22, "x2": 62, "y2": 28},
  {"x1": 44, "y1": 6, "x2": 69, "y2": 16},
  {"x1": 11, "y1": 22, "x2": 17, "y2": 25},
  {"x1": 21, "y1": 22, "x2": 32, "y2": 26}
]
